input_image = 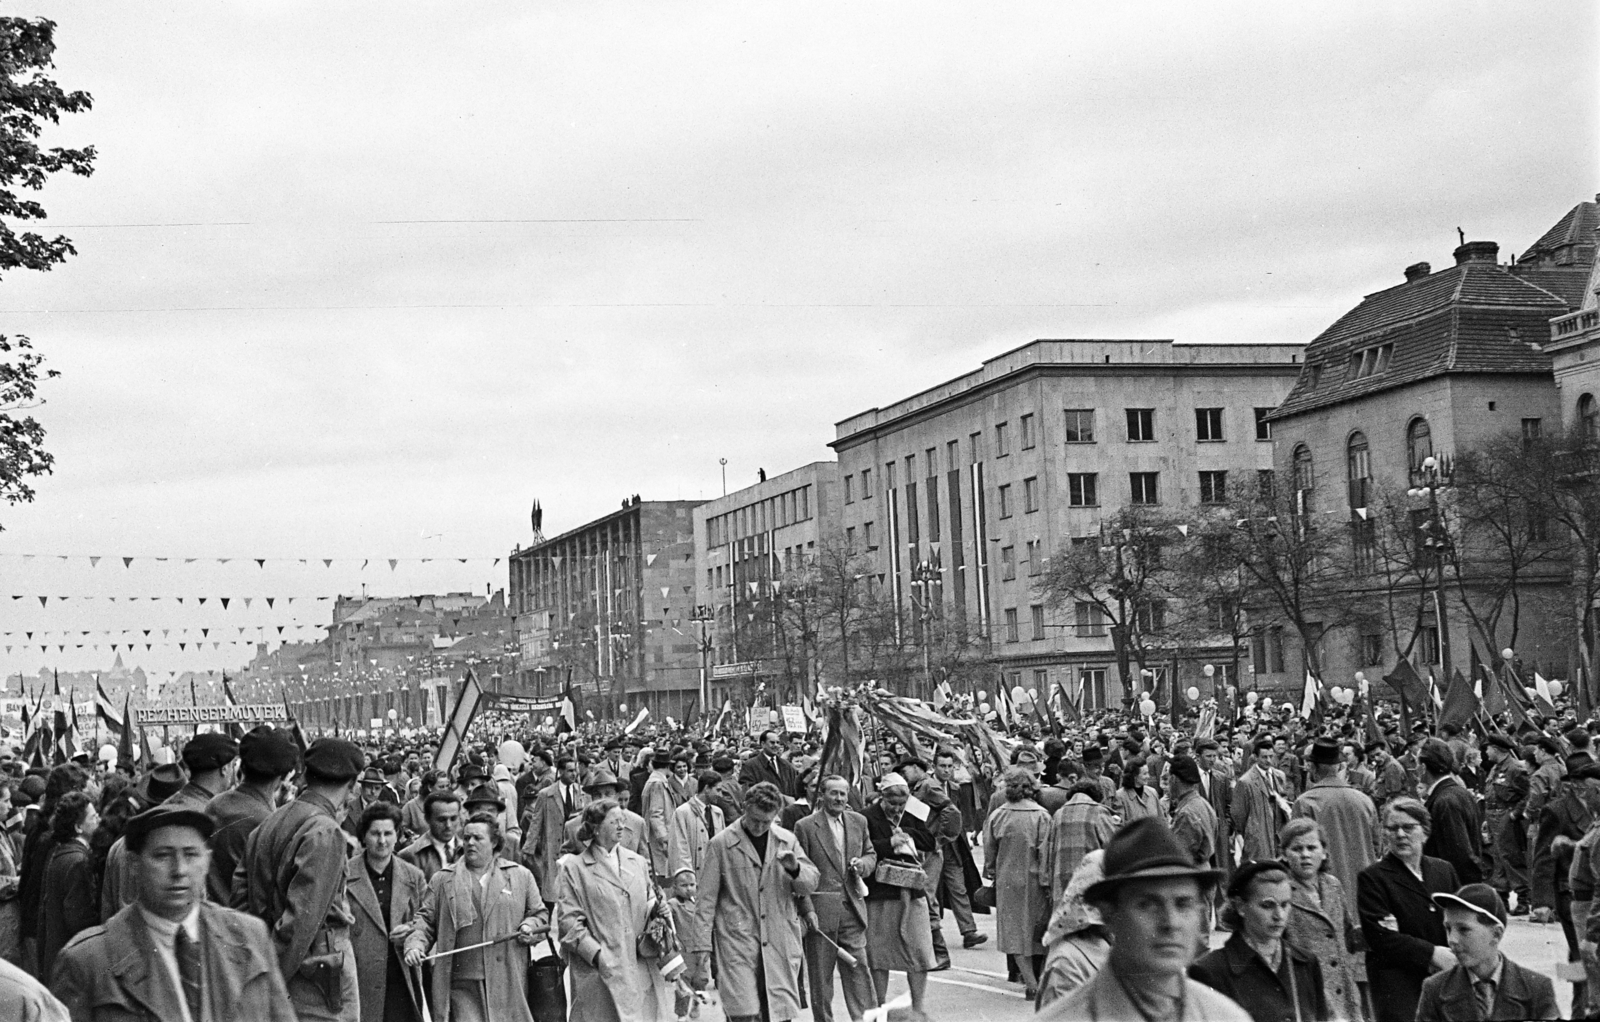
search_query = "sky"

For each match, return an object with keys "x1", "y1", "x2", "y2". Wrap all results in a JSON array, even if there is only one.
[{"x1": 0, "y1": 1, "x2": 1593, "y2": 680}]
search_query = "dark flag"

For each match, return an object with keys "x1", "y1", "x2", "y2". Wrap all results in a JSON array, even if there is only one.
[
  {"x1": 1438, "y1": 668, "x2": 1479, "y2": 730},
  {"x1": 556, "y1": 669, "x2": 576, "y2": 734},
  {"x1": 280, "y1": 687, "x2": 309, "y2": 758},
  {"x1": 221, "y1": 674, "x2": 244, "y2": 740},
  {"x1": 116, "y1": 693, "x2": 135, "y2": 772},
  {"x1": 1383, "y1": 658, "x2": 1429, "y2": 727}
]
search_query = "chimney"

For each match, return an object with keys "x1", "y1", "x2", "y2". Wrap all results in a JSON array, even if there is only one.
[
  {"x1": 1453, "y1": 240, "x2": 1499, "y2": 266},
  {"x1": 1404, "y1": 261, "x2": 1431, "y2": 282}
]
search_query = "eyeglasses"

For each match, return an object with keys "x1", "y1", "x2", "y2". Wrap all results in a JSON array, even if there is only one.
[{"x1": 1383, "y1": 822, "x2": 1422, "y2": 834}]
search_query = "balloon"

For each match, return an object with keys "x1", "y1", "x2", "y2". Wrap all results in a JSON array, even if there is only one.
[
  {"x1": 98, "y1": 744, "x2": 117, "y2": 764},
  {"x1": 1011, "y1": 685, "x2": 1028, "y2": 702},
  {"x1": 1327, "y1": 686, "x2": 1343, "y2": 703},
  {"x1": 543, "y1": 715, "x2": 554, "y2": 726},
  {"x1": 1261, "y1": 697, "x2": 1273, "y2": 709},
  {"x1": 977, "y1": 690, "x2": 987, "y2": 701},
  {"x1": 979, "y1": 702, "x2": 991, "y2": 714},
  {"x1": 1028, "y1": 687, "x2": 1038, "y2": 700},
  {"x1": 498, "y1": 740, "x2": 526, "y2": 771},
  {"x1": 1502, "y1": 647, "x2": 1516, "y2": 661},
  {"x1": 1138, "y1": 691, "x2": 1149, "y2": 700},
  {"x1": 769, "y1": 709, "x2": 781, "y2": 724},
  {"x1": 1246, "y1": 692, "x2": 1259, "y2": 705},
  {"x1": 1202, "y1": 664, "x2": 1215, "y2": 677},
  {"x1": 1139, "y1": 699, "x2": 1156, "y2": 716},
  {"x1": 618, "y1": 703, "x2": 628, "y2": 714},
  {"x1": 1186, "y1": 686, "x2": 1200, "y2": 701},
  {"x1": 1525, "y1": 687, "x2": 1539, "y2": 701}
]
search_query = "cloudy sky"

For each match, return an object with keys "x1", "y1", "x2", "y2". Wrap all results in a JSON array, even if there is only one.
[{"x1": 0, "y1": 1, "x2": 1593, "y2": 679}]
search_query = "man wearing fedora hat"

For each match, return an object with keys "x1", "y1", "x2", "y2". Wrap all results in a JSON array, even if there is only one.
[
  {"x1": 560, "y1": 769, "x2": 645, "y2": 857},
  {"x1": 1415, "y1": 883, "x2": 1558, "y2": 1020},
  {"x1": 1293, "y1": 736, "x2": 1377, "y2": 920},
  {"x1": 1038, "y1": 817, "x2": 1252, "y2": 1021}
]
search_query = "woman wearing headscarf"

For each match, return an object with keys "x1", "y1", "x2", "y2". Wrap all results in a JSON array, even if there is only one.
[
  {"x1": 1357, "y1": 796, "x2": 1460, "y2": 1022},
  {"x1": 1035, "y1": 849, "x2": 1110, "y2": 1011},
  {"x1": 556, "y1": 798, "x2": 677, "y2": 1022},
  {"x1": 865, "y1": 771, "x2": 937, "y2": 1020},
  {"x1": 1280, "y1": 817, "x2": 1365, "y2": 1022},
  {"x1": 983, "y1": 766, "x2": 1053, "y2": 999}
]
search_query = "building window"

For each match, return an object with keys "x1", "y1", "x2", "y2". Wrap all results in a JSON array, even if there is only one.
[
  {"x1": 1033, "y1": 668, "x2": 1049, "y2": 694},
  {"x1": 863, "y1": 521, "x2": 875, "y2": 549},
  {"x1": 1068, "y1": 473, "x2": 1098, "y2": 507},
  {"x1": 997, "y1": 484, "x2": 1012, "y2": 518},
  {"x1": 1257, "y1": 469, "x2": 1276, "y2": 502},
  {"x1": 1528, "y1": 504, "x2": 1550, "y2": 542},
  {"x1": 1522, "y1": 418, "x2": 1542, "y2": 444},
  {"x1": 1420, "y1": 624, "x2": 1440, "y2": 665},
  {"x1": 1199, "y1": 470, "x2": 1228, "y2": 504},
  {"x1": 1075, "y1": 601, "x2": 1106, "y2": 637},
  {"x1": 861, "y1": 467, "x2": 873, "y2": 498},
  {"x1": 1406, "y1": 418, "x2": 1433, "y2": 484},
  {"x1": 947, "y1": 440, "x2": 960, "y2": 468},
  {"x1": 1255, "y1": 408, "x2": 1273, "y2": 441},
  {"x1": 1064, "y1": 409, "x2": 1096, "y2": 443},
  {"x1": 844, "y1": 475, "x2": 853, "y2": 504},
  {"x1": 1130, "y1": 472, "x2": 1159, "y2": 505},
  {"x1": 1004, "y1": 608, "x2": 1019, "y2": 642},
  {"x1": 1195, "y1": 407, "x2": 1224, "y2": 442},
  {"x1": 1347, "y1": 431, "x2": 1371, "y2": 508},
  {"x1": 1031, "y1": 604, "x2": 1046, "y2": 640},
  {"x1": 1359, "y1": 632, "x2": 1383, "y2": 667},
  {"x1": 1581, "y1": 395, "x2": 1599, "y2": 441},
  {"x1": 1292, "y1": 444, "x2": 1314, "y2": 513},
  {"x1": 1307, "y1": 364, "x2": 1322, "y2": 389},
  {"x1": 1134, "y1": 599, "x2": 1167, "y2": 633},
  {"x1": 969, "y1": 432, "x2": 982, "y2": 463},
  {"x1": 1023, "y1": 477, "x2": 1039, "y2": 513},
  {"x1": 1026, "y1": 539, "x2": 1042, "y2": 576},
  {"x1": 1000, "y1": 545, "x2": 1016, "y2": 580},
  {"x1": 996, "y1": 421, "x2": 1010, "y2": 457},
  {"x1": 1126, "y1": 408, "x2": 1155, "y2": 442},
  {"x1": 1081, "y1": 668, "x2": 1107, "y2": 710},
  {"x1": 845, "y1": 526, "x2": 856, "y2": 548},
  {"x1": 1349, "y1": 343, "x2": 1393, "y2": 379},
  {"x1": 884, "y1": 462, "x2": 896, "y2": 490},
  {"x1": 1352, "y1": 516, "x2": 1377, "y2": 573},
  {"x1": 1020, "y1": 413, "x2": 1035, "y2": 450}
]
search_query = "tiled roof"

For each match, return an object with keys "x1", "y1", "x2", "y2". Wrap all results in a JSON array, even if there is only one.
[
  {"x1": 1523, "y1": 200, "x2": 1600, "y2": 257},
  {"x1": 1271, "y1": 261, "x2": 1567, "y2": 420}
]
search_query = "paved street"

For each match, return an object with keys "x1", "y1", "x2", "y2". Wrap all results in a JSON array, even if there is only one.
[{"x1": 686, "y1": 906, "x2": 1586, "y2": 1021}]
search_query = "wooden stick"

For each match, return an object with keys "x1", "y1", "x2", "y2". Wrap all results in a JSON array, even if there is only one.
[{"x1": 418, "y1": 931, "x2": 527, "y2": 962}]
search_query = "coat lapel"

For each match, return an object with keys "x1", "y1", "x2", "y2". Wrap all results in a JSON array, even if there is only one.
[
  {"x1": 808, "y1": 813, "x2": 845, "y2": 876},
  {"x1": 346, "y1": 857, "x2": 385, "y2": 931},
  {"x1": 108, "y1": 909, "x2": 183, "y2": 1021},
  {"x1": 583, "y1": 843, "x2": 631, "y2": 894}
]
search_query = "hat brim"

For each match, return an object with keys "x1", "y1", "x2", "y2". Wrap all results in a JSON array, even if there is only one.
[
  {"x1": 1431, "y1": 892, "x2": 1503, "y2": 926},
  {"x1": 1084, "y1": 863, "x2": 1223, "y2": 902}
]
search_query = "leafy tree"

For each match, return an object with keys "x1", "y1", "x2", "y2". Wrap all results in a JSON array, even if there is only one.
[{"x1": 0, "y1": 17, "x2": 95, "y2": 519}]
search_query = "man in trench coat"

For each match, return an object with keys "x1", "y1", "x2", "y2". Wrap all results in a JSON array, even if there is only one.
[
  {"x1": 1293, "y1": 737, "x2": 1378, "y2": 919},
  {"x1": 520, "y1": 756, "x2": 585, "y2": 903},
  {"x1": 692, "y1": 781, "x2": 820, "y2": 1022}
]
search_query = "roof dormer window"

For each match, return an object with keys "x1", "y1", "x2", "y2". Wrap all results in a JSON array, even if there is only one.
[{"x1": 1350, "y1": 344, "x2": 1392, "y2": 380}]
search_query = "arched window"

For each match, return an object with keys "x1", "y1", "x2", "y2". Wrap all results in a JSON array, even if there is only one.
[
  {"x1": 1292, "y1": 444, "x2": 1314, "y2": 513},
  {"x1": 1347, "y1": 432, "x2": 1370, "y2": 508},
  {"x1": 1580, "y1": 394, "x2": 1599, "y2": 441},
  {"x1": 1407, "y1": 418, "x2": 1433, "y2": 485}
]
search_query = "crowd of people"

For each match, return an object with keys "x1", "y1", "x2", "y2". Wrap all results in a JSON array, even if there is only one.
[{"x1": 0, "y1": 699, "x2": 1593, "y2": 1020}]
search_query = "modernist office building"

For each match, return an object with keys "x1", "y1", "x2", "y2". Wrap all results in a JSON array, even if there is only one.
[
  {"x1": 829, "y1": 338, "x2": 1304, "y2": 709},
  {"x1": 508, "y1": 498, "x2": 703, "y2": 719}
]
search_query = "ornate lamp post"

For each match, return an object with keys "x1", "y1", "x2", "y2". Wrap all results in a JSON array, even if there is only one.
[{"x1": 1407, "y1": 455, "x2": 1454, "y2": 685}]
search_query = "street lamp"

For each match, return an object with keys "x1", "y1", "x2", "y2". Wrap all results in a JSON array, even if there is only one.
[
  {"x1": 1102, "y1": 528, "x2": 1138, "y2": 708},
  {"x1": 1407, "y1": 455, "x2": 1454, "y2": 684},
  {"x1": 691, "y1": 604, "x2": 715, "y2": 713},
  {"x1": 909, "y1": 559, "x2": 940, "y2": 701}
]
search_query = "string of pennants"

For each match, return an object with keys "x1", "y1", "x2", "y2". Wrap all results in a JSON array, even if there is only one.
[
  {"x1": 10, "y1": 596, "x2": 328, "y2": 607},
  {"x1": 0, "y1": 554, "x2": 504, "y2": 568}
]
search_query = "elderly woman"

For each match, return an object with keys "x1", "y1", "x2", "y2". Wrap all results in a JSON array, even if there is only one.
[
  {"x1": 1114, "y1": 756, "x2": 1161, "y2": 822},
  {"x1": 1036, "y1": 849, "x2": 1110, "y2": 1011},
  {"x1": 1357, "y1": 796, "x2": 1460, "y2": 1022},
  {"x1": 1279, "y1": 817, "x2": 1364, "y2": 1022},
  {"x1": 556, "y1": 798, "x2": 676, "y2": 1022},
  {"x1": 865, "y1": 771, "x2": 938, "y2": 1018},
  {"x1": 984, "y1": 766, "x2": 1053, "y2": 999},
  {"x1": 404, "y1": 810, "x2": 550, "y2": 1022},
  {"x1": 349, "y1": 801, "x2": 426, "y2": 1022},
  {"x1": 1191, "y1": 858, "x2": 1328, "y2": 1022}
]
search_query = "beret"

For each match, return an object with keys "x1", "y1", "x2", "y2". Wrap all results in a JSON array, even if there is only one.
[
  {"x1": 125, "y1": 804, "x2": 214, "y2": 853},
  {"x1": 1419, "y1": 738, "x2": 1456, "y2": 775},
  {"x1": 303, "y1": 738, "x2": 365, "y2": 782},
  {"x1": 181, "y1": 732, "x2": 239, "y2": 772},
  {"x1": 1169, "y1": 755, "x2": 1202, "y2": 786},
  {"x1": 239, "y1": 726, "x2": 300, "y2": 777},
  {"x1": 1483, "y1": 734, "x2": 1517, "y2": 754}
]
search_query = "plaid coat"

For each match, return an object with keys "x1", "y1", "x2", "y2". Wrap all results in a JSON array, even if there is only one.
[{"x1": 1044, "y1": 793, "x2": 1116, "y2": 903}]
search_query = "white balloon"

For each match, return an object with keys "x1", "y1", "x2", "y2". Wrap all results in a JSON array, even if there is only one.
[
  {"x1": 1028, "y1": 687, "x2": 1038, "y2": 700},
  {"x1": 1139, "y1": 691, "x2": 1149, "y2": 700},
  {"x1": 498, "y1": 740, "x2": 526, "y2": 771},
  {"x1": 618, "y1": 703, "x2": 628, "y2": 714},
  {"x1": 543, "y1": 715, "x2": 554, "y2": 726},
  {"x1": 1186, "y1": 686, "x2": 1200, "y2": 701},
  {"x1": 1246, "y1": 692, "x2": 1259, "y2": 705},
  {"x1": 1011, "y1": 685, "x2": 1028, "y2": 702},
  {"x1": 1261, "y1": 697, "x2": 1273, "y2": 709},
  {"x1": 979, "y1": 702, "x2": 991, "y2": 714},
  {"x1": 1139, "y1": 699, "x2": 1156, "y2": 716}
]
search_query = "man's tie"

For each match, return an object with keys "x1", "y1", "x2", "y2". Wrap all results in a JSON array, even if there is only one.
[
  {"x1": 705, "y1": 802, "x2": 717, "y2": 837},
  {"x1": 1474, "y1": 978, "x2": 1494, "y2": 1017},
  {"x1": 175, "y1": 926, "x2": 203, "y2": 1022}
]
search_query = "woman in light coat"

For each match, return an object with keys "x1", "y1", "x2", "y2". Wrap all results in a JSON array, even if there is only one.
[
  {"x1": 1281, "y1": 817, "x2": 1366, "y2": 1022},
  {"x1": 556, "y1": 799, "x2": 675, "y2": 1022},
  {"x1": 403, "y1": 811, "x2": 549, "y2": 1022},
  {"x1": 1112, "y1": 757, "x2": 1162, "y2": 822},
  {"x1": 984, "y1": 766, "x2": 1053, "y2": 999}
]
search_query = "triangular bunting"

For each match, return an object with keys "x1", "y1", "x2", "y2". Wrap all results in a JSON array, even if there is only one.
[{"x1": 122, "y1": 557, "x2": 133, "y2": 568}]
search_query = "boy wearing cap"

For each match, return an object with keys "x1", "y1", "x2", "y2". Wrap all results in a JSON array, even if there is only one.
[
  {"x1": 52, "y1": 804, "x2": 295, "y2": 1021},
  {"x1": 1416, "y1": 883, "x2": 1558, "y2": 1020},
  {"x1": 1038, "y1": 817, "x2": 1251, "y2": 1021}
]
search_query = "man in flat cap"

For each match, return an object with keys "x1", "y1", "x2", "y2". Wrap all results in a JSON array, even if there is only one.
[
  {"x1": 238, "y1": 738, "x2": 364, "y2": 1022},
  {"x1": 209, "y1": 726, "x2": 300, "y2": 905},
  {"x1": 52, "y1": 804, "x2": 295, "y2": 1021},
  {"x1": 1482, "y1": 733, "x2": 1531, "y2": 916},
  {"x1": 168, "y1": 733, "x2": 239, "y2": 812},
  {"x1": 1416, "y1": 884, "x2": 1558, "y2": 1020}
]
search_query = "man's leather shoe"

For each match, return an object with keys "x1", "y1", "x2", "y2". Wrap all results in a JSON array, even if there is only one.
[{"x1": 962, "y1": 933, "x2": 988, "y2": 948}]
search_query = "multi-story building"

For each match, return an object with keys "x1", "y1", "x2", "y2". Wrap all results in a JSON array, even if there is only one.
[
  {"x1": 691, "y1": 461, "x2": 841, "y2": 707},
  {"x1": 830, "y1": 338, "x2": 1304, "y2": 709},
  {"x1": 1541, "y1": 197, "x2": 1600, "y2": 429},
  {"x1": 1264, "y1": 197, "x2": 1599, "y2": 696},
  {"x1": 509, "y1": 498, "x2": 703, "y2": 719}
]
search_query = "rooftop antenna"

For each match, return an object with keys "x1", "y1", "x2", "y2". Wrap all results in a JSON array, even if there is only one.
[{"x1": 1457, "y1": 226, "x2": 1465, "y2": 246}]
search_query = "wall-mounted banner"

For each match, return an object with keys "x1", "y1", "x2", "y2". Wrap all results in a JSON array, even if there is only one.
[{"x1": 134, "y1": 704, "x2": 289, "y2": 726}]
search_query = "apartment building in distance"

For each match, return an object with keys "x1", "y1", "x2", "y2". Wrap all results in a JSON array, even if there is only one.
[
  {"x1": 830, "y1": 338, "x2": 1304, "y2": 710},
  {"x1": 691, "y1": 461, "x2": 841, "y2": 707},
  {"x1": 509, "y1": 498, "x2": 703, "y2": 719}
]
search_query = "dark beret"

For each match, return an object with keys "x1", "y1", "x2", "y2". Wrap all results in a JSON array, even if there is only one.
[
  {"x1": 1484, "y1": 734, "x2": 1517, "y2": 754},
  {"x1": 239, "y1": 726, "x2": 300, "y2": 777},
  {"x1": 125, "y1": 804, "x2": 214, "y2": 854},
  {"x1": 1419, "y1": 738, "x2": 1456, "y2": 775},
  {"x1": 181, "y1": 732, "x2": 239, "y2": 772},
  {"x1": 382, "y1": 756, "x2": 402, "y2": 774},
  {"x1": 1169, "y1": 755, "x2": 1202, "y2": 786},
  {"x1": 303, "y1": 738, "x2": 365, "y2": 782}
]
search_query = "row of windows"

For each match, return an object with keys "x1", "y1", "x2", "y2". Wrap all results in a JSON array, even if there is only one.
[
  {"x1": 842, "y1": 407, "x2": 1275, "y2": 503},
  {"x1": 705, "y1": 485, "x2": 813, "y2": 547},
  {"x1": 999, "y1": 599, "x2": 1173, "y2": 642}
]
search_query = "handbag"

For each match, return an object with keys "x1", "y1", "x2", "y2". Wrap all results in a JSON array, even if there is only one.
[
  {"x1": 873, "y1": 859, "x2": 929, "y2": 890},
  {"x1": 527, "y1": 937, "x2": 566, "y2": 1022},
  {"x1": 971, "y1": 883, "x2": 996, "y2": 912}
]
